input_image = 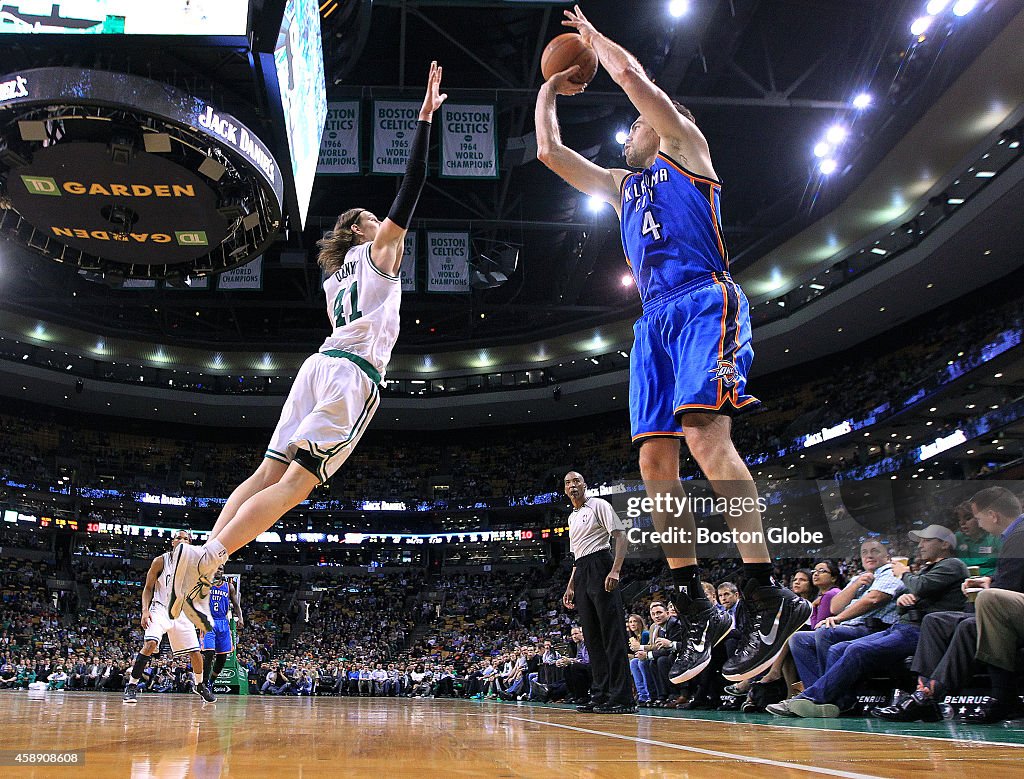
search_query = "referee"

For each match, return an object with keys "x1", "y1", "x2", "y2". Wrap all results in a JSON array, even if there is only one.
[{"x1": 562, "y1": 471, "x2": 634, "y2": 714}]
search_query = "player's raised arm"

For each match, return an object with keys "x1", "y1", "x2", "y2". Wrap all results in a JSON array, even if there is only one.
[
  {"x1": 371, "y1": 60, "x2": 447, "y2": 277},
  {"x1": 535, "y1": 67, "x2": 627, "y2": 210},
  {"x1": 562, "y1": 5, "x2": 714, "y2": 178}
]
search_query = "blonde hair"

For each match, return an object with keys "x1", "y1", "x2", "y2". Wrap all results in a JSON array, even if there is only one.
[{"x1": 317, "y1": 208, "x2": 366, "y2": 273}]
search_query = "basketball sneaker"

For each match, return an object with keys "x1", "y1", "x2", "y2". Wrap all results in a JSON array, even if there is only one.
[
  {"x1": 123, "y1": 682, "x2": 139, "y2": 704},
  {"x1": 668, "y1": 605, "x2": 734, "y2": 685},
  {"x1": 722, "y1": 580, "x2": 812, "y2": 682},
  {"x1": 182, "y1": 590, "x2": 214, "y2": 636},
  {"x1": 168, "y1": 542, "x2": 217, "y2": 629},
  {"x1": 193, "y1": 681, "x2": 217, "y2": 703}
]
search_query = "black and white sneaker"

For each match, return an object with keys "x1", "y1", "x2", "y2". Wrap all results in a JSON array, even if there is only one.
[
  {"x1": 123, "y1": 683, "x2": 139, "y2": 704},
  {"x1": 669, "y1": 606, "x2": 734, "y2": 685},
  {"x1": 722, "y1": 581, "x2": 812, "y2": 682},
  {"x1": 193, "y1": 682, "x2": 217, "y2": 703}
]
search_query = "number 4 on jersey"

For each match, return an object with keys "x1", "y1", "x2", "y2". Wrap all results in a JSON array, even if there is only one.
[
  {"x1": 641, "y1": 209, "x2": 662, "y2": 241},
  {"x1": 333, "y1": 281, "x2": 364, "y2": 328}
]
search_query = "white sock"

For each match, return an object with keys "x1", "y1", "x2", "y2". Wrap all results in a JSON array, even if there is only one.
[
  {"x1": 204, "y1": 538, "x2": 228, "y2": 561},
  {"x1": 193, "y1": 672, "x2": 202, "y2": 685}
]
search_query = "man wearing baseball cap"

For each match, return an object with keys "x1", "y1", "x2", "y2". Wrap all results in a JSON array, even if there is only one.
[
  {"x1": 776, "y1": 523, "x2": 967, "y2": 718},
  {"x1": 875, "y1": 487, "x2": 1024, "y2": 723}
]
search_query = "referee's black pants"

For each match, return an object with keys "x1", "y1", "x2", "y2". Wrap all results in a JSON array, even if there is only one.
[{"x1": 574, "y1": 549, "x2": 632, "y2": 707}]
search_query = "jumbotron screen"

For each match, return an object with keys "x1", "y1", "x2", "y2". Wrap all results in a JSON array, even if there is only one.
[
  {"x1": 0, "y1": 0, "x2": 250, "y2": 35},
  {"x1": 273, "y1": 0, "x2": 326, "y2": 228}
]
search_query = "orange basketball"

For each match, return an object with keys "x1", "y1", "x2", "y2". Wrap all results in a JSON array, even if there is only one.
[{"x1": 540, "y1": 33, "x2": 598, "y2": 84}]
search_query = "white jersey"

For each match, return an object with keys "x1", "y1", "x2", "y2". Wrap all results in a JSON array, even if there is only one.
[
  {"x1": 318, "y1": 242, "x2": 401, "y2": 381},
  {"x1": 151, "y1": 551, "x2": 173, "y2": 608}
]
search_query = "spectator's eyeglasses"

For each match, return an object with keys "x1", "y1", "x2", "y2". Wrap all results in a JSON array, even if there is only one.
[{"x1": 812, "y1": 568, "x2": 831, "y2": 574}]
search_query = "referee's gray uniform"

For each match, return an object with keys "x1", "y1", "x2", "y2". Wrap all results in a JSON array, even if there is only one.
[{"x1": 569, "y1": 497, "x2": 631, "y2": 707}]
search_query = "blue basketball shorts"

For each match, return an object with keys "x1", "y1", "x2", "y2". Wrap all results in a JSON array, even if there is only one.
[
  {"x1": 629, "y1": 272, "x2": 759, "y2": 443},
  {"x1": 202, "y1": 619, "x2": 234, "y2": 653}
]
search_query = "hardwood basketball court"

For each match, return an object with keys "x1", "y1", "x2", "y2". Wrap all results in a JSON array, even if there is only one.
[{"x1": 3, "y1": 691, "x2": 1022, "y2": 777}]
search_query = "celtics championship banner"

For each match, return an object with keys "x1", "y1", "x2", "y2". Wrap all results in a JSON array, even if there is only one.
[
  {"x1": 400, "y1": 232, "x2": 417, "y2": 292},
  {"x1": 211, "y1": 573, "x2": 247, "y2": 696},
  {"x1": 217, "y1": 256, "x2": 263, "y2": 290},
  {"x1": 316, "y1": 101, "x2": 360, "y2": 175},
  {"x1": 372, "y1": 100, "x2": 421, "y2": 175},
  {"x1": 439, "y1": 103, "x2": 498, "y2": 179},
  {"x1": 426, "y1": 232, "x2": 470, "y2": 293}
]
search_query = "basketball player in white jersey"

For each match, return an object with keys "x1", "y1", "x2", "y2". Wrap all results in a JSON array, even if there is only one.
[
  {"x1": 123, "y1": 530, "x2": 215, "y2": 703},
  {"x1": 166, "y1": 62, "x2": 446, "y2": 628}
]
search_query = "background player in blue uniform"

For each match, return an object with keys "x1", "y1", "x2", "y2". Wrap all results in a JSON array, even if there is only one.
[
  {"x1": 202, "y1": 566, "x2": 244, "y2": 688},
  {"x1": 535, "y1": 5, "x2": 810, "y2": 683}
]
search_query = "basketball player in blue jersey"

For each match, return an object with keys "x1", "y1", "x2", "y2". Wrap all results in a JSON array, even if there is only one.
[
  {"x1": 536, "y1": 6, "x2": 810, "y2": 683},
  {"x1": 201, "y1": 567, "x2": 243, "y2": 689},
  {"x1": 165, "y1": 62, "x2": 447, "y2": 631}
]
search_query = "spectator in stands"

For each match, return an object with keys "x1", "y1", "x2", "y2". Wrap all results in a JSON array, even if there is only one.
[
  {"x1": 295, "y1": 669, "x2": 314, "y2": 696},
  {"x1": 778, "y1": 526, "x2": 967, "y2": 718},
  {"x1": 788, "y1": 540, "x2": 900, "y2": 692},
  {"x1": 975, "y1": 587, "x2": 1024, "y2": 722},
  {"x1": 953, "y1": 500, "x2": 1001, "y2": 577},
  {"x1": 626, "y1": 614, "x2": 652, "y2": 706},
  {"x1": 372, "y1": 663, "x2": 387, "y2": 695},
  {"x1": 557, "y1": 626, "x2": 592, "y2": 704},
  {"x1": 874, "y1": 487, "x2": 1024, "y2": 723},
  {"x1": 809, "y1": 561, "x2": 845, "y2": 626},
  {"x1": 47, "y1": 665, "x2": 68, "y2": 690},
  {"x1": 642, "y1": 601, "x2": 683, "y2": 707},
  {"x1": 0, "y1": 661, "x2": 15, "y2": 688}
]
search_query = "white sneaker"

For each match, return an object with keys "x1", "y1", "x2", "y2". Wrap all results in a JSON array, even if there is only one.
[{"x1": 169, "y1": 543, "x2": 218, "y2": 622}]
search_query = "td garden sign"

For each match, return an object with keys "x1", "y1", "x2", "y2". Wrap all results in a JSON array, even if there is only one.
[{"x1": 0, "y1": 67, "x2": 283, "y2": 281}]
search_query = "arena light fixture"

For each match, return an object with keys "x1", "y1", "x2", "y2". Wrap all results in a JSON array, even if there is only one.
[
  {"x1": 668, "y1": 0, "x2": 689, "y2": 18},
  {"x1": 825, "y1": 125, "x2": 848, "y2": 145},
  {"x1": 952, "y1": 0, "x2": 978, "y2": 16},
  {"x1": 620, "y1": 273, "x2": 633, "y2": 287},
  {"x1": 615, "y1": 130, "x2": 628, "y2": 145},
  {"x1": 910, "y1": 16, "x2": 933, "y2": 36},
  {"x1": 926, "y1": 0, "x2": 951, "y2": 14},
  {"x1": 813, "y1": 141, "x2": 830, "y2": 158},
  {"x1": 851, "y1": 93, "x2": 872, "y2": 109},
  {"x1": 587, "y1": 195, "x2": 606, "y2": 212},
  {"x1": 819, "y1": 158, "x2": 838, "y2": 175}
]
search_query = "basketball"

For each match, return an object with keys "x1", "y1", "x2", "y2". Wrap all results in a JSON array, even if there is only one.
[{"x1": 541, "y1": 33, "x2": 598, "y2": 84}]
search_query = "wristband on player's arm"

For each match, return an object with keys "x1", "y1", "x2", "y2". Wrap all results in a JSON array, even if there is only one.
[{"x1": 387, "y1": 120, "x2": 431, "y2": 229}]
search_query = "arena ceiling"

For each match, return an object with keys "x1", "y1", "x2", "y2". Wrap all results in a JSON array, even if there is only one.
[{"x1": 0, "y1": 0, "x2": 1023, "y2": 369}]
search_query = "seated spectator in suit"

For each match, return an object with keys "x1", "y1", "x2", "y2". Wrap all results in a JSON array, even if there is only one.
[
  {"x1": 0, "y1": 662, "x2": 15, "y2": 688},
  {"x1": 790, "y1": 539, "x2": 901, "y2": 689},
  {"x1": 874, "y1": 487, "x2": 1024, "y2": 723},
  {"x1": 975, "y1": 587, "x2": 1024, "y2": 722},
  {"x1": 557, "y1": 626, "x2": 592, "y2": 704},
  {"x1": 641, "y1": 601, "x2": 684, "y2": 707},
  {"x1": 774, "y1": 526, "x2": 967, "y2": 718}
]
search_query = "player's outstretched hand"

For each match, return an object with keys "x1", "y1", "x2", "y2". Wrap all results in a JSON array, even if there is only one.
[
  {"x1": 419, "y1": 61, "x2": 447, "y2": 121},
  {"x1": 562, "y1": 5, "x2": 598, "y2": 47},
  {"x1": 545, "y1": 66, "x2": 587, "y2": 96}
]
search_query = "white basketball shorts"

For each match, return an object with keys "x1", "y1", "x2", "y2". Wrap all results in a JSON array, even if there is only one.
[
  {"x1": 144, "y1": 603, "x2": 201, "y2": 656},
  {"x1": 265, "y1": 352, "x2": 381, "y2": 483}
]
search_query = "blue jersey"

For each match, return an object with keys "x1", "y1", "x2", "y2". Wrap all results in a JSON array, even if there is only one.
[
  {"x1": 209, "y1": 581, "x2": 230, "y2": 620},
  {"x1": 620, "y1": 152, "x2": 728, "y2": 308}
]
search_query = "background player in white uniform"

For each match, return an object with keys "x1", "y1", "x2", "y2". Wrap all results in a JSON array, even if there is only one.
[
  {"x1": 123, "y1": 531, "x2": 215, "y2": 703},
  {"x1": 167, "y1": 62, "x2": 446, "y2": 628}
]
